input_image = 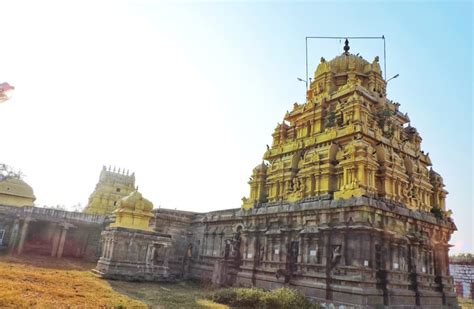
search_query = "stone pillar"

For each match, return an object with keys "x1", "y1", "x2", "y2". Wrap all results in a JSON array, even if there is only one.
[
  {"x1": 263, "y1": 235, "x2": 268, "y2": 263},
  {"x1": 247, "y1": 233, "x2": 255, "y2": 260},
  {"x1": 341, "y1": 230, "x2": 347, "y2": 266},
  {"x1": 163, "y1": 246, "x2": 170, "y2": 268},
  {"x1": 427, "y1": 248, "x2": 433, "y2": 274},
  {"x1": 109, "y1": 239, "x2": 115, "y2": 260},
  {"x1": 322, "y1": 231, "x2": 329, "y2": 266},
  {"x1": 219, "y1": 234, "x2": 224, "y2": 257},
  {"x1": 267, "y1": 237, "x2": 272, "y2": 261},
  {"x1": 444, "y1": 246, "x2": 450, "y2": 276},
  {"x1": 17, "y1": 218, "x2": 32, "y2": 255},
  {"x1": 201, "y1": 233, "x2": 207, "y2": 257},
  {"x1": 8, "y1": 218, "x2": 20, "y2": 254},
  {"x1": 79, "y1": 232, "x2": 90, "y2": 258},
  {"x1": 211, "y1": 234, "x2": 216, "y2": 256},
  {"x1": 51, "y1": 224, "x2": 62, "y2": 257},
  {"x1": 240, "y1": 231, "x2": 248, "y2": 260},
  {"x1": 102, "y1": 239, "x2": 108, "y2": 258},
  {"x1": 369, "y1": 232, "x2": 375, "y2": 269},
  {"x1": 276, "y1": 235, "x2": 282, "y2": 262},
  {"x1": 433, "y1": 244, "x2": 445, "y2": 276},
  {"x1": 56, "y1": 225, "x2": 69, "y2": 258},
  {"x1": 300, "y1": 235, "x2": 306, "y2": 264},
  {"x1": 105, "y1": 238, "x2": 112, "y2": 259}
]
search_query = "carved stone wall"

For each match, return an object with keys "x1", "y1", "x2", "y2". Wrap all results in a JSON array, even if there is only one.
[
  {"x1": 152, "y1": 208, "x2": 197, "y2": 277},
  {"x1": 157, "y1": 197, "x2": 458, "y2": 308},
  {"x1": 94, "y1": 227, "x2": 172, "y2": 281}
]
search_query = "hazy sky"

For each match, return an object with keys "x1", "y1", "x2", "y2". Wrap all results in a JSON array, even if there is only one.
[{"x1": 0, "y1": 1, "x2": 472, "y2": 253}]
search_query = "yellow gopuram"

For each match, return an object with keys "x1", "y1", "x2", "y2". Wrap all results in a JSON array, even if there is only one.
[
  {"x1": 243, "y1": 39, "x2": 447, "y2": 213},
  {"x1": 84, "y1": 166, "x2": 136, "y2": 215},
  {"x1": 109, "y1": 190, "x2": 154, "y2": 232}
]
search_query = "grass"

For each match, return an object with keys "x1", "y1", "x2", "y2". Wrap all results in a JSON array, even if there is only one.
[
  {"x1": 0, "y1": 255, "x2": 146, "y2": 308},
  {"x1": 0, "y1": 254, "x2": 226, "y2": 308},
  {"x1": 108, "y1": 279, "x2": 228, "y2": 309}
]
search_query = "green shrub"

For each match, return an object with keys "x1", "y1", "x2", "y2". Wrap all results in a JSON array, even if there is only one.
[
  {"x1": 234, "y1": 288, "x2": 267, "y2": 307},
  {"x1": 210, "y1": 287, "x2": 319, "y2": 309},
  {"x1": 211, "y1": 288, "x2": 238, "y2": 306}
]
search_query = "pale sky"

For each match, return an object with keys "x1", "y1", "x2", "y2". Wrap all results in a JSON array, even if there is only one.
[{"x1": 0, "y1": 1, "x2": 472, "y2": 254}]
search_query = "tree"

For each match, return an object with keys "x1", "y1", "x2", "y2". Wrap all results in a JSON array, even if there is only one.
[{"x1": 0, "y1": 164, "x2": 24, "y2": 181}]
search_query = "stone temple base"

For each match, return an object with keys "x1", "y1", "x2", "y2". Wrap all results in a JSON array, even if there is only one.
[{"x1": 94, "y1": 227, "x2": 172, "y2": 282}]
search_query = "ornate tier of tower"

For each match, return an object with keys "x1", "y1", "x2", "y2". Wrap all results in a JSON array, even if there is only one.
[
  {"x1": 243, "y1": 39, "x2": 447, "y2": 215},
  {"x1": 83, "y1": 166, "x2": 136, "y2": 215}
]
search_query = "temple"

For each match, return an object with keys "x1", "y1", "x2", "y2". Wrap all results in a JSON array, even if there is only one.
[
  {"x1": 188, "y1": 40, "x2": 457, "y2": 308},
  {"x1": 0, "y1": 40, "x2": 459, "y2": 308}
]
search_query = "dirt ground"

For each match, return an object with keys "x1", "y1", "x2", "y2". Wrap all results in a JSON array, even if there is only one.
[{"x1": 0, "y1": 254, "x2": 227, "y2": 309}]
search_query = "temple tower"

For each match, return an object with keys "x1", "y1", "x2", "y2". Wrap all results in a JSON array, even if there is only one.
[
  {"x1": 83, "y1": 166, "x2": 135, "y2": 215},
  {"x1": 243, "y1": 39, "x2": 447, "y2": 214}
]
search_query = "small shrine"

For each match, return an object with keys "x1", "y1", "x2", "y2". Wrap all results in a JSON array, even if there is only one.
[{"x1": 94, "y1": 190, "x2": 172, "y2": 281}]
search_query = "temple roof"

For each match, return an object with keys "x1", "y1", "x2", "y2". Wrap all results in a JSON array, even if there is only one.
[{"x1": 0, "y1": 177, "x2": 36, "y2": 200}]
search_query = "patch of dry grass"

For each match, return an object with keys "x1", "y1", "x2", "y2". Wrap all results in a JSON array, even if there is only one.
[
  {"x1": 108, "y1": 279, "x2": 228, "y2": 309},
  {"x1": 0, "y1": 255, "x2": 146, "y2": 308}
]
